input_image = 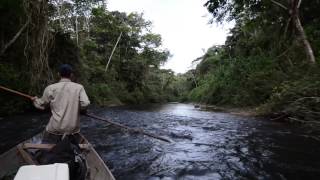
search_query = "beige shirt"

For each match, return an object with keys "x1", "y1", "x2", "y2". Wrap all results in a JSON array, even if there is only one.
[{"x1": 34, "y1": 78, "x2": 90, "y2": 134}]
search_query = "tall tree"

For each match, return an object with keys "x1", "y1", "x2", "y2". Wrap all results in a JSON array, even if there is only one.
[
  {"x1": 270, "y1": 0, "x2": 315, "y2": 64},
  {"x1": 204, "y1": 0, "x2": 317, "y2": 64}
]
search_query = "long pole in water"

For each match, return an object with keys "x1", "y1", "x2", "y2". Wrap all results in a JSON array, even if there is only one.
[
  {"x1": 0, "y1": 85, "x2": 171, "y2": 143},
  {"x1": 85, "y1": 114, "x2": 171, "y2": 143}
]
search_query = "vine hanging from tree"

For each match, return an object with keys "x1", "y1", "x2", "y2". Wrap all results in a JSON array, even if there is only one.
[{"x1": 23, "y1": 0, "x2": 54, "y2": 92}]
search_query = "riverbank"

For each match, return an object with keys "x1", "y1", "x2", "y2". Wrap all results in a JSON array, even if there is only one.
[
  {"x1": 194, "y1": 103, "x2": 320, "y2": 134},
  {"x1": 194, "y1": 104, "x2": 259, "y2": 117}
]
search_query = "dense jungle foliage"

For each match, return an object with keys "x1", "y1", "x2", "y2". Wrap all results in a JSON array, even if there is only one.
[
  {"x1": 0, "y1": 0, "x2": 180, "y2": 115},
  {"x1": 185, "y1": 0, "x2": 320, "y2": 124}
]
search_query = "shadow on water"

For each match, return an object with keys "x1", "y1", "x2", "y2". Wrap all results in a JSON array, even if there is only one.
[{"x1": 1, "y1": 103, "x2": 320, "y2": 179}]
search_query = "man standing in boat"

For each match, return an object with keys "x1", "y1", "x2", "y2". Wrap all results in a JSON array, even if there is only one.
[{"x1": 32, "y1": 64, "x2": 90, "y2": 143}]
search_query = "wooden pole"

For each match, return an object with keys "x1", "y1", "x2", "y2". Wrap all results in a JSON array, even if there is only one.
[
  {"x1": 0, "y1": 85, "x2": 171, "y2": 143},
  {"x1": 0, "y1": 85, "x2": 33, "y2": 100},
  {"x1": 85, "y1": 114, "x2": 171, "y2": 143}
]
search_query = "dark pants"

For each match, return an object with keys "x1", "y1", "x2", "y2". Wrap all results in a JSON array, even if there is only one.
[{"x1": 42, "y1": 131, "x2": 81, "y2": 144}]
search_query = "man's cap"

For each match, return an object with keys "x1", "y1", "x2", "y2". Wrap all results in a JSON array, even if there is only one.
[{"x1": 59, "y1": 64, "x2": 73, "y2": 77}]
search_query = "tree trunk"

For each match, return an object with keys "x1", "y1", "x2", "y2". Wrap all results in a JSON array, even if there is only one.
[
  {"x1": 56, "y1": 0, "x2": 63, "y2": 28},
  {"x1": 191, "y1": 71, "x2": 198, "y2": 88},
  {"x1": 293, "y1": 15, "x2": 316, "y2": 64},
  {"x1": 75, "y1": 14, "x2": 79, "y2": 46},
  {"x1": 291, "y1": 0, "x2": 316, "y2": 64},
  {"x1": 86, "y1": 16, "x2": 90, "y2": 38},
  {"x1": 105, "y1": 32, "x2": 123, "y2": 72}
]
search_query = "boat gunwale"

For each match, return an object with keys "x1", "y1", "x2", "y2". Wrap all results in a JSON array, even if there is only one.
[{"x1": 0, "y1": 132, "x2": 116, "y2": 180}]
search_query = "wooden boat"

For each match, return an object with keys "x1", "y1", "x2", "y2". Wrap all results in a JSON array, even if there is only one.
[{"x1": 0, "y1": 132, "x2": 115, "y2": 180}]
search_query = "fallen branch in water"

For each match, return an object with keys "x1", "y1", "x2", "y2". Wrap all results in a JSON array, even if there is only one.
[
  {"x1": 270, "y1": 113, "x2": 289, "y2": 121},
  {"x1": 193, "y1": 143, "x2": 216, "y2": 147},
  {"x1": 300, "y1": 135, "x2": 320, "y2": 142},
  {"x1": 288, "y1": 117, "x2": 320, "y2": 124}
]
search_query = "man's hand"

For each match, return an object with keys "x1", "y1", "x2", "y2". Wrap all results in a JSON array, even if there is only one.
[{"x1": 31, "y1": 96, "x2": 37, "y2": 101}]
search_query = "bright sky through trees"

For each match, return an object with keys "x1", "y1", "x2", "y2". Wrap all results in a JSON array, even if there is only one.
[{"x1": 107, "y1": 0, "x2": 234, "y2": 73}]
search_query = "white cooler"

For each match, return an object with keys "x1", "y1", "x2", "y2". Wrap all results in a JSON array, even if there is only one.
[{"x1": 14, "y1": 163, "x2": 69, "y2": 180}]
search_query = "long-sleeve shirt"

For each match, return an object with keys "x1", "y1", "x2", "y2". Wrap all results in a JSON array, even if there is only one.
[{"x1": 33, "y1": 78, "x2": 90, "y2": 135}]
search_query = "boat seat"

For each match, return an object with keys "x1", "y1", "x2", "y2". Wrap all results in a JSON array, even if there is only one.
[
  {"x1": 22, "y1": 143, "x2": 91, "y2": 150},
  {"x1": 14, "y1": 163, "x2": 69, "y2": 180}
]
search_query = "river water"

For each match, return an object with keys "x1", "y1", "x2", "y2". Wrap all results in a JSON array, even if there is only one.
[{"x1": 1, "y1": 103, "x2": 320, "y2": 180}]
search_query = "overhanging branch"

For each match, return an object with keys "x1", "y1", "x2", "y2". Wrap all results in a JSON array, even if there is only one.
[
  {"x1": 270, "y1": 0, "x2": 288, "y2": 10},
  {"x1": 0, "y1": 20, "x2": 30, "y2": 56},
  {"x1": 297, "y1": 0, "x2": 302, "y2": 8}
]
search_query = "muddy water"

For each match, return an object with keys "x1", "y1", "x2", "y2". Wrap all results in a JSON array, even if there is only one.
[{"x1": 1, "y1": 103, "x2": 320, "y2": 180}]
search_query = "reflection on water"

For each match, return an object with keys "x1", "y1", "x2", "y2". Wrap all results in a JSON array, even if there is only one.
[{"x1": 1, "y1": 103, "x2": 320, "y2": 180}]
